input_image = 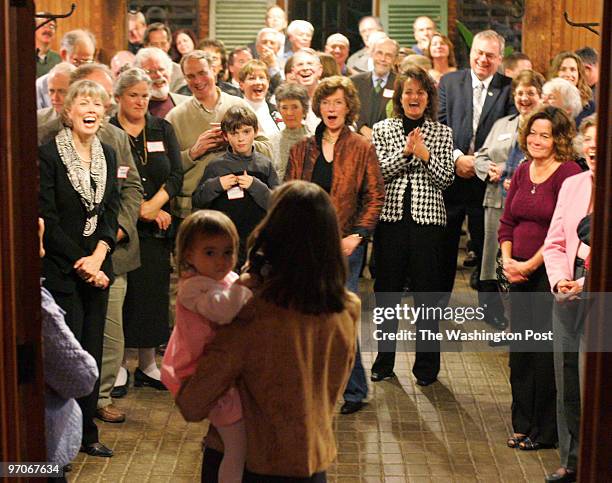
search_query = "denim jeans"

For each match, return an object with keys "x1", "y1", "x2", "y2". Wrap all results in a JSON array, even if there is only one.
[{"x1": 343, "y1": 245, "x2": 368, "y2": 403}]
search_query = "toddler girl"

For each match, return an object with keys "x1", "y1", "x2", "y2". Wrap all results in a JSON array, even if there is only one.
[{"x1": 161, "y1": 210, "x2": 252, "y2": 482}]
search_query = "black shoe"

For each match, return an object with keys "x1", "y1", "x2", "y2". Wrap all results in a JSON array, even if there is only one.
[
  {"x1": 463, "y1": 250, "x2": 478, "y2": 267},
  {"x1": 80, "y1": 442, "x2": 113, "y2": 457},
  {"x1": 110, "y1": 370, "x2": 129, "y2": 399},
  {"x1": 488, "y1": 338, "x2": 510, "y2": 347},
  {"x1": 62, "y1": 464, "x2": 72, "y2": 473},
  {"x1": 485, "y1": 315, "x2": 508, "y2": 331},
  {"x1": 545, "y1": 469, "x2": 576, "y2": 482},
  {"x1": 470, "y1": 269, "x2": 480, "y2": 290},
  {"x1": 416, "y1": 378, "x2": 437, "y2": 387},
  {"x1": 134, "y1": 368, "x2": 167, "y2": 390},
  {"x1": 370, "y1": 370, "x2": 395, "y2": 382},
  {"x1": 340, "y1": 401, "x2": 365, "y2": 414}
]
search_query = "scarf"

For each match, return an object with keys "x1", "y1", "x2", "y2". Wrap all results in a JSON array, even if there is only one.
[{"x1": 55, "y1": 127, "x2": 107, "y2": 236}]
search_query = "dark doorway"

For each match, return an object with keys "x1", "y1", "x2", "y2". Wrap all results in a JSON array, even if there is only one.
[{"x1": 289, "y1": 0, "x2": 372, "y2": 55}]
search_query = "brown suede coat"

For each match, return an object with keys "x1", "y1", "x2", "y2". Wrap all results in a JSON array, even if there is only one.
[
  {"x1": 176, "y1": 293, "x2": 361, "y2": 477},
  {"x1": 286, "y1": 126, "x2": 384, "y2": 237}
]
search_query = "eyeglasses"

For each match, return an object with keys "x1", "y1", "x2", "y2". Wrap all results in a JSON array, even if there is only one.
[
  {"x1": 72, "y1": 58, "x2": 95, "y2": 67},
  {"x1": 144, "y1": 67, "x2": 166, "y2": 75}
]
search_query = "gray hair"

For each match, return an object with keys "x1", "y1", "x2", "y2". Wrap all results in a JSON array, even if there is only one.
[
  {"x1": 472, "y1": 30, "x2": 505, "y2": 57},
  {"x1": 574, "y1": 113, "x2": 597, "y2": 153},
  {"x1": 114, "y1": 68, "x2": 152, "y2": 97},
  {"x1": 370, "y1": 35, "x2": 398, "y2": 55},
  {"x1": 62, "y1": 80, "x2": 109, "y2": 125},
  {"x1": 134, "y1": 46, "x2": 173, "y2": 72},
  {"x1": 60, "y1": 29, "x2": 96, "y2": 54},
  {"x1": 287, "y1": 20, "x2": 314, "y2": 36},
  {"x1": 128, "y1": 11, "x2": 146, "y2": 25},
  {"x1": 179, "y1": 49, "x2": 214, "y2": 73},
  {"x1": 326, "y1": 33, "x2": 349, "y2": 47},
  {"x1": 543, "y1": 77, "x2": 582, "y2": 119},
  {"x1": 70, "y1": 63, "x2": 113, "y2": 85},
  {"x1": 293, "y1": 48, "x2": 322, "y2": 66},
  {"x1": 274, "y1": 82, "x2": 310, "y2": 118},
  {"x1": 48, "y1": 62, "x2": 77, "y2": 81},
  {"x1": 256, "y1": 27, "x2": 282, "y2": 46}
]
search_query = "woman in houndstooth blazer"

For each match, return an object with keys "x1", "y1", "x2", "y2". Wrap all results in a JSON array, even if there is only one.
[{"x1": 370, "y1": 66, "x2": 454, "y2": 386}]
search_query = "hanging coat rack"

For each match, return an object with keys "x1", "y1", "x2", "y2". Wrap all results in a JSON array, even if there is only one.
[{"x1": 35, "y1": 3, "x2": 76, "y2": 31}]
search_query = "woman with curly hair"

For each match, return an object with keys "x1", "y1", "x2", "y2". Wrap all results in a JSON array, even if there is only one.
[
  {"x1": 286, "y1": 75, "x2": 384, "y2": 414},
  {"x1": 498, "y1": 106, "x2": 582, "y2": 452},
  {"x1": 548, "y1": 51, "x2": 595, "y2": 127}
]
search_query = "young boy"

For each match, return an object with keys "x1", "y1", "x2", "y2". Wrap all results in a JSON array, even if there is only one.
[{"x1": 192, "y1": 105, "x2": 279, "y2": 266}]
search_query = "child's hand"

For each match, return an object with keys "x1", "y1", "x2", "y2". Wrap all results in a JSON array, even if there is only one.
[
  {"x1": 238, "y1": 272, "x2": 261, "y2": 289},
  {"x1": 237, "y1": 171, "x2": 254, "y2": 189},
  {"x1": 220, "y1": 174, "x2": 238, "y2": 190}
]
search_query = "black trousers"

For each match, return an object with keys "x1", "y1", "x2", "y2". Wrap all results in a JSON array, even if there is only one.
[
  {"x1": 372, "y1": 216, "x2": 444, "y2": 382},
  {"x1": 509, "y1": 265, "x2": 557, "y2": 445},
  {"x1": 201, "y1": 448, "x2": 327, "y2": 482},
  {"x1": 50, "y1": 279, "x2": 109, "y2": 445},
  {"x1": 439, "y1": 201, "x2": 485, "y2": 293}
]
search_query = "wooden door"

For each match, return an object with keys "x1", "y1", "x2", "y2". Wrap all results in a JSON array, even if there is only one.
[{"x1": 0, "y1": 0, "x2": 46, "y2": 467}]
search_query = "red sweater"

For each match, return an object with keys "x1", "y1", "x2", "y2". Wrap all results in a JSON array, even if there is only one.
[{"x1": 498, "y1": 160, "x2": 582, "y2": 260}]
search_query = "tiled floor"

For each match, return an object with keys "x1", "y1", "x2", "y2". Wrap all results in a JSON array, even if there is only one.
[{"x1": 68, "y1": 258, "x2": 561, "y2": 482}]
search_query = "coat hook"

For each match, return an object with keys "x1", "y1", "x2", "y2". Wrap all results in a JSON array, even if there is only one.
[
  {"x1": 563, "y1": 12, "x2": 600, "y2": 36},
  {"x1": 35, "y1": 3, "x2": 76, "y2": 31}
]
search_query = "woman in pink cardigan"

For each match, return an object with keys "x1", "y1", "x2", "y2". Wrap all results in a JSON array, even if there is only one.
[{"x1": 542, "y1": 114, "x2": 596, "y2": 483}]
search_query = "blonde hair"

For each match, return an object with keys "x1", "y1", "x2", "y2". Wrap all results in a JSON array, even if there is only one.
[
  {"x1": 61, "y1": 79, "x2": 109, "y2": 126},
  {"x1": 175, "y1": 210, "x2": 239, "y2": 277}
]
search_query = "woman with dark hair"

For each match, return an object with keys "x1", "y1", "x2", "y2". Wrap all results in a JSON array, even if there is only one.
[
  {"x1": 425, "y1": 32, "x2": 457, "y2": 85},
  {"x1": 370, "y1": 65, "x2": 454, "y2": 386},
  {"x1": 176, "y1": 180, "x2": 361, "y2": 482},
  {"x1": 548, "y1": 51, "x2": 595, "y2": 127},
  {"x1": 170, "y1": 29, "x2": 197, "y2": 63},
  {"x1": 542, "y1": 114, "x2": 597, "y2": 482},
  {"x1": 39, "y1": 80, "x2": 120, "y2": 457},
  {"x1": 499, "y1": 106, "x2": 582, "y2": 451},
  {"x1": 286, "y1": 75, "x2": 384, "y2": 414},
  {"x1": 475, "y1": 70, "x2": 545, "y2": 328}
]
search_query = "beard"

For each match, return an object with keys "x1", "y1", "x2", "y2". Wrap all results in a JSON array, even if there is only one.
[{"x1": 150, "y1": 82, "x2": 170, "y2": 100}]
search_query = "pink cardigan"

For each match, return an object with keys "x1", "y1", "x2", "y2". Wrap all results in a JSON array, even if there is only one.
[{"x1": 543, "y1": 170, "x2": 592, "y2": 292}]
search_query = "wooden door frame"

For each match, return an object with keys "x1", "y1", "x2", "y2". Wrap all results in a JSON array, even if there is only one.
[{"x1": 0, "y1": 0, "x2": 46, "y2": 465}]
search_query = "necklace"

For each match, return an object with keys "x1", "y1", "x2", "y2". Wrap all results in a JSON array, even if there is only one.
[
  {"x1": 323, "y1": 132, "x2": 339, "y2": 144},
  {"x1": 529, "y1": 158, "x2": 557, "y2": 194},
  {"x1": 128, "y1": 128, "x2": 148, "y2": 165}
]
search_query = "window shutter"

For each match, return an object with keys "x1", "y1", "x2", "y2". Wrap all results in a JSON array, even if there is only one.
[
  {"x1": 210, "y1": 0, "x2": 271, "y2": 50},
  {"x1": 380, "y1": 0, "x2": 448, "y2": 49}
]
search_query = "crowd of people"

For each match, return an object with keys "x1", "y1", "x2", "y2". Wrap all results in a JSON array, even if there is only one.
[{"x1": 35, "y1": 6, "x2": 600, "y2": 482}]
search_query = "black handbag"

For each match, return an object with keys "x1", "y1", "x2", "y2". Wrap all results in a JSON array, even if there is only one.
[{"x1": 496, "y1": 249, "x2": 511, "y2": 292}]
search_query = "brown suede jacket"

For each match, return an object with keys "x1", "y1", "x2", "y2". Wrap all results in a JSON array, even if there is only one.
[
  {"x1": 176, "y1": 292, "x2": 361, "y2": 478},
  {"x1": 286, "y1": 125, "x2": 384, "y2": 238}
]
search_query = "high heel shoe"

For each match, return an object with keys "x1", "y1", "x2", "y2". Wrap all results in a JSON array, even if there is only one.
[{"x1": 134, "y1": 368, "x2": 167, "y2": 390}]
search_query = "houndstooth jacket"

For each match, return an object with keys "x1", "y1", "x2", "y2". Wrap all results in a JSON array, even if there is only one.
[{"x1": 372, "y1": 117, "x2": 454, "y2": 225}]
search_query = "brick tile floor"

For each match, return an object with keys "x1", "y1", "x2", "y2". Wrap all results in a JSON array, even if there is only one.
[{"x1": 68, "y1": 256, "x2": 560, "y2": 482}]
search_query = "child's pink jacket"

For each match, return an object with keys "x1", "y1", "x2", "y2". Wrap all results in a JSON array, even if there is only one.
[{"x1": 161, "y1": 271, "x2": 252, "y2": 426}]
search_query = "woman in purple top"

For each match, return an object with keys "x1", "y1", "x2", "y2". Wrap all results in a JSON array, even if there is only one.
[{"x1": 498, "y1": 106, "x2": 582, "y2": 452}]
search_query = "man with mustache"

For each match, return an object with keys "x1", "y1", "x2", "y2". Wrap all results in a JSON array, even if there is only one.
[
  {"x1": 35, "y1": 14, "x2": 61, "y2": 78},
  {"x1": 134, "y1": 47, "x2": 189, "y2": 118}
]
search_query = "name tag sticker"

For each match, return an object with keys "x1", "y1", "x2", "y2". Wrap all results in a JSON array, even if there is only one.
[
  {"x1": 117, "y1": 166, "x2": 129, "y2": 179},
  {"x1": 497, "y1": 133, "x2": 512, "y2": 141},
  {"x1": 146, "y1": 141, "x2": 165, "y2": 152},
  {"x1": 227, "y1": 186, "x2": 245, "y2": 200},
  {"x1": 383, "y1": 88, "x2": 394, "y2": 98}
]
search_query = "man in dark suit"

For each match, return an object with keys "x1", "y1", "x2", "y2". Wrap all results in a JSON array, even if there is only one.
[
  {"x1": 438, "y1": 30, "x2": 515, "y2": 296},
  {"x1": 351, "y1": 37, "x2": 399, "y2": 140}
]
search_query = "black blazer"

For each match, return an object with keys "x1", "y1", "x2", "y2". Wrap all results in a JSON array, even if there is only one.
[
  {"x1": 39, "y1": 139, "x2": 120, "y2": 293},
  {"x1": 438, "y1": 69, "x2": 515, "y2": 203},
  {"x1": 351, "y1": 71, "x2": 397, "y2": 131}
]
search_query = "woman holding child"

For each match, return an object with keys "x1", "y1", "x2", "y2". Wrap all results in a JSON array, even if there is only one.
[
  {"x1": 176, "y1": 180, "x2": 361, "y2": 481},
  {"x1": 286, "y1": 75, "x2": 384, "y2": 415}
]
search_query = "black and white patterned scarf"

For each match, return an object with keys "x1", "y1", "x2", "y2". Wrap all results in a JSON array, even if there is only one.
[{"x1": 55, "y1": 127, "x2": 107, "y2": 236}]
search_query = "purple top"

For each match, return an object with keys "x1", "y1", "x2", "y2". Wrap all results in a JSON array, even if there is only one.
[{"x1": 498, "y1": 160, "x2": 582, "y2": 260}]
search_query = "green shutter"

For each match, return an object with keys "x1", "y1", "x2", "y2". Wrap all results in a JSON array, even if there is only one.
[
  {"x1": 380, "y1": 0, "x2": 448, "y2": 49},
  {"x1": 210, "y1": 0, "x2": 271, "y2": 50}
]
